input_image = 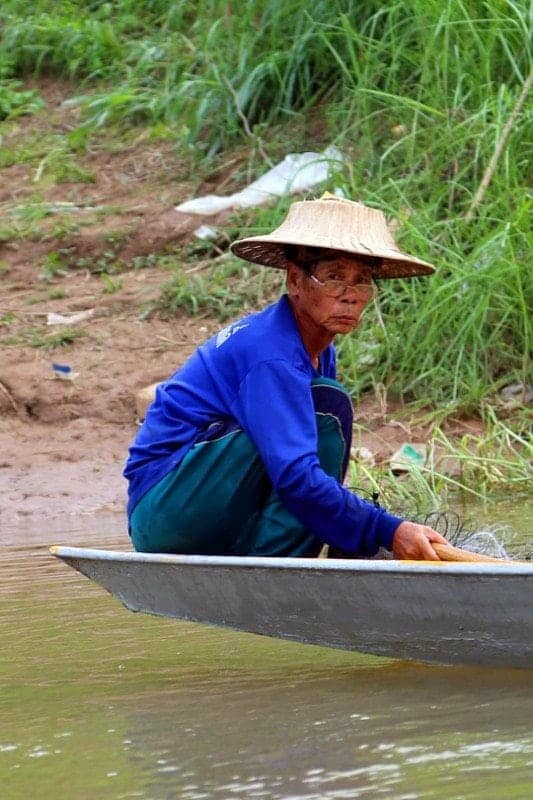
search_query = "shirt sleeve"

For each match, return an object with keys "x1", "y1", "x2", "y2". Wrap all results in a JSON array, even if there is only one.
[{"x1": 230, "y1": 359, "x2": 403, "y2": 556}]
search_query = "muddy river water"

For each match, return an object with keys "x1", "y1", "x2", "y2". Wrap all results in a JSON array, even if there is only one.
[{"x1": 1, "y1": 499, "x2": 532, "y2": 800}]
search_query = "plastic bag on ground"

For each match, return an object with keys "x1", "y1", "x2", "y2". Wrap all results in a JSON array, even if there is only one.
[{"x1": 175, "y1": 147, "x2": 344, "y2": 216}]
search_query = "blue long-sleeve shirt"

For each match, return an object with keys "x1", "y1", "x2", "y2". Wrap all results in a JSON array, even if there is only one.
[{"x1": 124, "y1": 295, "x2": 403, "y2": 555}]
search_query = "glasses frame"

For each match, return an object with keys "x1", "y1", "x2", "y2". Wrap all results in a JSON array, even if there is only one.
[{"x1": 307, "y1": 273, "x2": 377, "y2": 301}]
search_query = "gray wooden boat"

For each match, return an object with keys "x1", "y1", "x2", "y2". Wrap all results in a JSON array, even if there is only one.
[{"x1": 50, "y1": 546, "x2": 533, "y2": 669}]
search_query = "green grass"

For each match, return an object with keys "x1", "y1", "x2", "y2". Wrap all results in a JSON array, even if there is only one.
[
  {"x1": 39, "y1": 251, "x2": 71, "y2": 281},
  {"x1": 0, "y1": 130, "x2": 96, "y2": 183},
  {"x1": 334, "y1": 215, "x2": 531, "y2": 409},
  {"x1": 100, "y1": 272, "x2": 123, "y2": 293},
  {"x1": 347, "y1": 415, "x2": 532, "y2": 516},
  {"x1": 1, "y1": 1, "x2": 529, "y2": 156},
  {"x1": 158, "y1": 251, "x2": 284, "y2": 321},
  {"x1": 0, "y1": 78, "x2": 44, "y2": 120},
  {"x1": 2, "y1": 326, "x2": 84, "y2": 349},
  {"x1": 0, "y1": 0, "x2": 530, "y2": 416}
]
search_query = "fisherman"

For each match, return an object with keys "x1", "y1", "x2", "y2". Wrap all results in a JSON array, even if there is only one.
[{"x1": 124, "y1": 194, "x2": 448, "y2": 559}]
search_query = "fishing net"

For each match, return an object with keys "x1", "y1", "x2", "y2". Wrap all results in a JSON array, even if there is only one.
[
  {"x1": 418, "y1": 511, "x2": 511, "y2": 559},
  {"x1": 328, "y1": 491, "x2": 524, "y2": 559},
  {"x1": 329, "y1": 482, "x2": 529, "y2": 560}
]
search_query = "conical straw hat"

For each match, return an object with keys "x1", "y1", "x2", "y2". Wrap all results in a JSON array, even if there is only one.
[{"x1": 231, "y1": 194, "x2": 435, "y2": 279}]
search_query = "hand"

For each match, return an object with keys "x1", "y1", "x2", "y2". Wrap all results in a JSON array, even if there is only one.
[{"x1": 391, "y1": 520, "x2": 448, "y2": 561}]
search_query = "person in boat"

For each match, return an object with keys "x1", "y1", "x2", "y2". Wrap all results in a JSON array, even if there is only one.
[{"x1": 124, "y1": 194, "x2": 448, "y2": 559}]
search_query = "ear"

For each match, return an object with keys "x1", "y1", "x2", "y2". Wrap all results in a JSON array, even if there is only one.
[{"x1": 286, "y1": 263, "x2": 304, "y2": 297}]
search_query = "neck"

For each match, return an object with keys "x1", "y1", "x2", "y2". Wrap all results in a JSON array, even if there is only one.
[{"x1": 288, "y1": 297, "x2": 335, "y2": 366}]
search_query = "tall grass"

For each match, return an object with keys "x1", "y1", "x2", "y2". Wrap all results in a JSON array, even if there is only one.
[
  {"x1": 0, "y1": 0, "x2": 530, "y2": 411},
  {"x1": 336, "y1": 214, "x2": 531, "y2": 408},
  {"x1": 1, "y1": 1, "x2": 529, "y2": 150}
]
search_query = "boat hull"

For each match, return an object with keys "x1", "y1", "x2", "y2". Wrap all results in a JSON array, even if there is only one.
[{"x1": 50, "y1": 547, "x2": 533, "y2": 669}]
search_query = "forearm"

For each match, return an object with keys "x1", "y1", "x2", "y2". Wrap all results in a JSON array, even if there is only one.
[{"x1": 276, "y1": 459, "x2": 403, "y2": 556}]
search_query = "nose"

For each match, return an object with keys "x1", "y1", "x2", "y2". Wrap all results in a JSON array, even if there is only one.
[{"x1": 340, "y1": 287, "x2": 369, "y2": 304}]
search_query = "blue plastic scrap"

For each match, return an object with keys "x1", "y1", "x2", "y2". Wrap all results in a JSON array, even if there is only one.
[{"x1": 52, "y1": 363, "x2": 76, "y2": 380}]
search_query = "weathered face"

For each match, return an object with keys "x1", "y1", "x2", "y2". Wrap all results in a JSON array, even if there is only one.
[{"x1": 286, "y1": 255, "x2": 375, "y2": 337}]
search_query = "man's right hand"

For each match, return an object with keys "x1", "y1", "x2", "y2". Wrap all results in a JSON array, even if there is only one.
[{"x1": 392, "y1": 521, "x2": 448, "y2": 561}]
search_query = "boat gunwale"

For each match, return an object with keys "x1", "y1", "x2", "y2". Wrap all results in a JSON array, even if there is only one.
[{"x1": 50, "y1": 546, "x2": 533, "y2": 575}]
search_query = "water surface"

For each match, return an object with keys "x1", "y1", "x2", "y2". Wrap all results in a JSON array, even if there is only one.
[{"x1": 1, "y1": 501, "x2": 532, "y2": 800}]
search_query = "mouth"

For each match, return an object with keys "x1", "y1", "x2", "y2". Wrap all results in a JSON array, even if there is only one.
[{"x1": 334, "y1": 316, "x2": 360, "y2": 325}]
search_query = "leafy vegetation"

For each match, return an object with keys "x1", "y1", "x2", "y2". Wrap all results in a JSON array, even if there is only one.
[
  {"x1": 0, "y1": 0, "x2": 530, "y2": 416},
  {"x1": 0, "y1": 79, "x2": 44, "y2": 120},
  {"x1": 0, "y1": 130, "x2": 95, "y2": 185},
  {"x1": 336, "y1": 222, "x2": 531, "y2": 409}
]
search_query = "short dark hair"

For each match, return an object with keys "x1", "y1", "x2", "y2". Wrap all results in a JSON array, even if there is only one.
[
  {"x1": 283, "y1": 245, "x2": 318, "y2": 274},
  {"x1": 284, "y1": 245, "x2": 381, "y2": 275}
]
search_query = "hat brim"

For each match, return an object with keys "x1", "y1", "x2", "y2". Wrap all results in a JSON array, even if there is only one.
[{"x1": 231, "y1": 236, "x2": 435, "y2": 279}]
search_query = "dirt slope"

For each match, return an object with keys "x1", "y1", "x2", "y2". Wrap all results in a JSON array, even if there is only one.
[{"x1": 0, "y1": 82, "x2": 227, "y2": 538}]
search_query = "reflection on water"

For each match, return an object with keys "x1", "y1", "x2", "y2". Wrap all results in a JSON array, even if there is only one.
[{"x1": 1, "y1": 500, "x2": 532, "y2": 800}]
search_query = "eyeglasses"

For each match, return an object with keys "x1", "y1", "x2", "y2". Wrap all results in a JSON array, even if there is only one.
[{"x1": 308, "y1": 274, "x2": 377, "y2": 301}]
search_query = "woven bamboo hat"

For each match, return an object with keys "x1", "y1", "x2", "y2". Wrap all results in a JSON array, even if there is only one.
[{"x1": 231, "y1": 194, "x2": 435, "y2": 279}]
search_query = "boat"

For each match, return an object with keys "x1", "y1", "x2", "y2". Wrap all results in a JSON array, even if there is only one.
[{"x1": 50, "y1": 546, "x2": 533, "y2": 669}]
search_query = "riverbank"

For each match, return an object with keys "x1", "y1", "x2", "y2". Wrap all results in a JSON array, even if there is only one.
[{"x1": 1, "y1": 79, "x2": 530, "y2": 542}]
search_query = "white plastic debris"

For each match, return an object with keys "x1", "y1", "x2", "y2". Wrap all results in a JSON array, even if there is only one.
[
  {"x1": 47, "y1": 309, "x2": 94, "y2": 326},
  {"x1": 193, "y1": 225, "x2": 220, "y2": 241},
  {"x1": 498, "y1": 382, "x2": 533, "y2": 408},
  {"x1": 175, "y1": 147, "x2": 344, "y2": 216},
  {"x1": 351, "y1": 446, "x2": 376, "y2": 466}
]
